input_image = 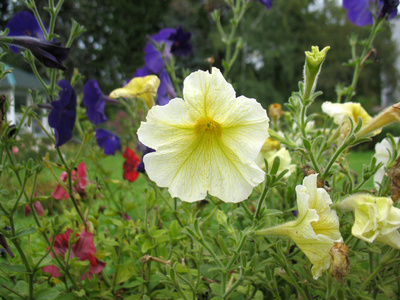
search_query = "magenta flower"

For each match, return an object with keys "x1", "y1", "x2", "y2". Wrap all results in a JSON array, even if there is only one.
[
  {"x1": 42, "y1": 229, "x2": 106, "y2": 280},
  {"x1": 52, "y1": 162, "x2": 87, "y2": 200},
  {"x1": 24, "y1": 201, "x2": 44, "y2": 217}
]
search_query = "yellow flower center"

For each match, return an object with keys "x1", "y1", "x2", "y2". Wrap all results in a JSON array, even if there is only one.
[{"x1": 195, "y1": 117, "x2": 222, "y2": 137}]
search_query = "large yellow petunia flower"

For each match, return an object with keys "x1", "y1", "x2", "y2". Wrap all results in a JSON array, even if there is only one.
[
  {"x1": 137, "y1": 67, "x2": 270, "y2": 203},
  {"x1": 256, "y1": 174, "x2": 342, "y2": 279}
]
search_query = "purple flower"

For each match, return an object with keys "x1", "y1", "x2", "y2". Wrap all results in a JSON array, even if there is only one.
[
  {"x1": 157, "y1": 71, "x2": 176, "y2": 106},
  {"x1": 252, "y1": 0, "x2": 274, "y2": 9},
  {"x1": 5, "y1": 11, "x2": 45, "y2": 53},
  {"x1": 8, "y1": 37, "x2": 69, "y2": 70},
  {"x1": 136, "y1": 140, "x2": 155, "y2": 173},
  {"x1": 83, "y1": 79, "x2": 107, "y2": 125},
  {"x1": 48, "y1": 80, "x2": 76, "y2": 147},
  {"x1": 168, "y1": 25, "x2": 192, "y2": 57},
  {"x1": 343, "y1": 0, "x2": 399, "y2": 27},
  {"x1": 4, "y1": 11, "x2": 69, "y2": 70},
  {"x1": 95, "y1": 128, "x2": 121, "y2": 155},
  {"x1": 378, "y1": 0, "x2": 399, "y2": 19},
  {"x1": 144, "y1": 28, "x2": 176, "y2": 74}
]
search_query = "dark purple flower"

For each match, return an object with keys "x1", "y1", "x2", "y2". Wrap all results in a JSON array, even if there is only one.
[
  {"x1": 144, "y1": 28, "x2": 176, "y2": 74},
  {"x1": 4, "y1": 36, "x2": 69, "y2": 70},
  {"x1": 4, "y1": 11, "x2": 68, "y2": 70},
  {"x1": 95, "y1": 128, "x2": 121, "y2": 155},
  {"x1": 136, "y1": 140, "x2": 155, "y2": 173},
  {"x1": 343, "y1": 0, "x2": 399, "y2": 26},
  {"x1": 252, "y1": 0, "x2": 274, "y2": 9},
  {"x1": 5, "y1": 11, "x2": 45, "y2": 53},
  {"x1": 83, "y1": 79, "x2": 107, "y2": 125},
  {"x1": 48, "y1": 80, "x2": 76, "y2": 147},
  {"x1": 168, "y1": 25, "x2": 192, "y2": 57},
  {"x1": 378, "y1": 0, "x2": 399, "y2": 19}
]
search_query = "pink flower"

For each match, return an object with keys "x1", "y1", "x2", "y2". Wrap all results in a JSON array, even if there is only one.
[
  {"x1": 52, "y1": 162, "x2": 87, "y2": 200},
  {"x1": 12, "y1": 146, "x2": 19, "y2": 154},
  {"x1": 42, "y1": 229, "x2": 106, "y2": 280},
  {"x1": 24, "y1": 201, "x2": 44, "y2": 217}
]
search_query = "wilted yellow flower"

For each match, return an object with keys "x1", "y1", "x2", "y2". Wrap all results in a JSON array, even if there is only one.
[
  {"x1": 256, "y1": 174, "x2": 341, "y2": 279},
  {"x1": 329, "y1": 241, "x2": 350, "y2": 284},
  {"x1": 338, "y1": 194, "x2": 400, "y2": 249},
  {"x1": 137, "y1": 67, "x2": 269, "y2": 203},
  {"x1": 109, "y1": 75, "x2": 160, "y2": 108}
]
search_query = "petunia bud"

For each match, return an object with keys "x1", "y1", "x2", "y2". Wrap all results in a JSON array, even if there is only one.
[
  {"x1": 329, "y1": 242, "x2": 350, "y2": 284},
  {"x1": 268, "y1": 103, "x2": 284, "y2": 126},
  {"x1": 303, "y1": 46, "x2": 330, "y2": 101},
  {"x1": 356, "y1": 102, "x2": 400, "y2": 139}
]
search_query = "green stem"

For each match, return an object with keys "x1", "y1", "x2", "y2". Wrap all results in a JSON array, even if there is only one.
[
  {"x1": 255, "y1": 184, "x2": 269, "y2": 220},
  {"x1": 359, "y1": 248, "x2": 398, "y2": 293},
  {"x1": 345, "y1": 19, "x2": 384, "y2": 103}
]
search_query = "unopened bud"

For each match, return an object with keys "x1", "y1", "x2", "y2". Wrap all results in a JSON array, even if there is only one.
[
  {"x1": 329, "y1": 242, "x2": 350, "y2": 284},
  {"x1": 269, "y1": 103, "x2": 285, "y2": 125},
  {"x1": 357, "y1": 102, "x2": 400, "y2": 139}
]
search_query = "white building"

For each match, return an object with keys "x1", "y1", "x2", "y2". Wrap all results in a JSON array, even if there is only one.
[{"x1": 0, "y1": 64, "x2": 51, "y2": 137}]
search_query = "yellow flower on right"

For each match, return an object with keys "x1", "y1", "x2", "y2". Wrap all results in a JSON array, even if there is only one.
[{"x1": 338, "y1": 194, "x2": 400, "y2": 249}]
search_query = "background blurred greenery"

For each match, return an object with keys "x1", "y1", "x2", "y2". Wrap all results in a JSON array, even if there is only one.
[{"x1": 0, "y1": 0, "x2": 398, "y2": 112}]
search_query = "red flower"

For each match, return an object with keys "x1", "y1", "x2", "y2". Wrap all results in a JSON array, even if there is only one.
[
  {"x1": 123, "y1": 147, "x2": 140, "y2": 182},
  {"x1": 52, "y1": 162, "x2": 87, "y2": 200},
  {"x1": 24, "y1": 201, "x2": 44, "y2": 217},
  {"x1": 42, "y1": 229, "x2": 106, "y2": 280}
]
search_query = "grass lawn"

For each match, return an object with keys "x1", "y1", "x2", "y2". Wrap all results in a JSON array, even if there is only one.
[{"x1": 346, "y1": 150, "x2": 375, "y2": 189}]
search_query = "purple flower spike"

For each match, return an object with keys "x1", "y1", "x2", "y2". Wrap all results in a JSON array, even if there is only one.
[
  {"x1": 83, "y1": 79, "x2": 107, "y2": 125},
  {"x1": 168, "y1": 25, "x2": 192, "y2": 57},
  {"x1": 5, "y1": 11, "x2": 45, "y2": 53},
  {"x1": 253, "y1": 0, "x2": 274, "y2": 9},
  {"x1": 95, "y1": 128, "x2": 121, "y2": 155},
  {"x1": 48, "y1": 80, "x2": 77, "y2": 148}
]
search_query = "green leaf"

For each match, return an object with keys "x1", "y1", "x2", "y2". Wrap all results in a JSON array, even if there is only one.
[
  {"x1": 141, "y1": 240, "x2": 156, "y2": 253},
  {"x1": 210, "y1": 283, "x2": 222, "y2": 296},
  {"x1": 11, "y1": 227, "x2": 37, "y2": 239},
  {"x1": 33, "y1": 287, "x2": 60, "y2": 300}
]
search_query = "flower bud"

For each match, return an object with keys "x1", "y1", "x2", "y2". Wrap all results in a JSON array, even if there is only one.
[
  {"x1": 269, "y1": 103, "x2": 284, "y2": 125},
  {"x1": 303, "y1": 46, "x2": 330, "y2": 100},
  {"x1": 356, "y1": 102, "x2": 400, "y2": 139}
]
